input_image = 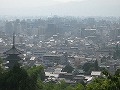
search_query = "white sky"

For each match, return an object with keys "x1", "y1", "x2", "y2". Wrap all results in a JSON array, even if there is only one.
[
  {"x1": 0, "y1": 0, "x2": 120, "y2": 16},
  {"x1": 0, "y1": 0, "x2": 84, "y2": 8}
]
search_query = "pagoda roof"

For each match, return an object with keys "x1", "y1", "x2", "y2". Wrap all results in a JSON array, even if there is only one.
[
  {"x1": 3, "y1": 46, "x2": 22, "y2": 55},
  {"x1": 3, "y1": 33, "x2": 23, "y2": 55},
  {"x1": 5, "y1": 54, "x2": 22, "y2": 60}
]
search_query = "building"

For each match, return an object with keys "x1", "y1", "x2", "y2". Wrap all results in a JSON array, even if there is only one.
[
  {"x1": 91, "y1": 71, "x2": 102, "y2": 77},
  {"x1": 110, "y1": 28, "x2": 120, "y2": 40},
  {"x1": 43, "y1": 54, "x2": 66, "y2": 66},
  {"x1": 96, "y1": 49, "x2": 113, "y2": 66},
  {"x1": 45, "y1": 24, "x2": 57, "y2": 39},
  {"x1": 81, "y1": 28, "x2": 97, "y2": 38},
  {"x1": 3, "y1": 34, "x2": 22, "y2": 69},
  {"x1": 5, "y1": 21, "x2": 14, "y2": 35}
]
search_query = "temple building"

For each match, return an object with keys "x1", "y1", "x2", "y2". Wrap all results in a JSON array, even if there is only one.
[{"x1": 3, "y1": 33, "x2": 23, "y2": 69}]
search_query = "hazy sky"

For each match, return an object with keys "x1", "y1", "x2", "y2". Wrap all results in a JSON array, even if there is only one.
[
  {"x1": 0, "y1": 0, "x2": 120, "y2": 17},
  {"x1": 0, "y1": 0, "x2": 84, "y2": 8}
]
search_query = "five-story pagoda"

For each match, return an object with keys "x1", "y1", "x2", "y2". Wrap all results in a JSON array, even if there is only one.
[{"x1": 3, "y1": 33, "x2": 22, "y2": 69}]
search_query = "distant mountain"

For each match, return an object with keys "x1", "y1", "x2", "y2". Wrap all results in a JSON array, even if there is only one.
[{"x1": 49, "y1": 0, "x2": 120, "y2": 16}]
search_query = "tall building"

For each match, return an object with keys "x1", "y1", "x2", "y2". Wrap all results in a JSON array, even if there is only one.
[
  {"x1": 5, "y1": 21, "x2": 14, "y2": 35},
  {"x1": 3, "y1": 33, "x2": 22, "y2": 69},
  {"x1": 110, "y1": 28, "x2": 120, "y2": 40},
  {"x1": 13, "y1": 19, "x2": 22, "y2": 34},
  {"x1": 45, "y1": 24, "x2": 57, "y2": 39}
]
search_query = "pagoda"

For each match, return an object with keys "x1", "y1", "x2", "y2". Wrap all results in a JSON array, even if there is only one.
[{"x1": 3, "y1": 33, "x2": 22, "y2": 69}]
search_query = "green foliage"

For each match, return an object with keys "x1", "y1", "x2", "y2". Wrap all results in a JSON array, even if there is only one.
[
  {"x1": 74, "y1": 83, "x2": 85, "y2": 90},
  {"x1": 86, "y1": 69, "x2": 120, "y2": 90},
  {"x1": 59, "y1": 80, "x2": 68, "y2": 89},
  {"x1": 82, "y1": 60, "x2": 100, "y2": 75},
  {"x1": 26, "y1": 65, "x2": 45, "y2": 90},
  {"x1": 27, "y1": 65, "x2": 45, "y2": 81},
  {"x1": 0, "y1": 66, "x2": 4, "y2": 75},
  {"x1": 0, "y1": 57, "x2": 3, "y2": 64},
  {"x1": 0, "y1": 58, "x2": 4, "y2": 75},
  {"x1": 37, "y1": 80, "x2": 85, "y2": 90},
  {"x1": 0, "y1": 63, "x2": 46, "y2": 90},
  {"x1": 94, "y1": 60, "x2": 99, "y2": 71},
  {"x1": 113, "y1": 44, "x2": 120, "y2": 60},
  {"x1": 82, "y1": 62, "x2": 95, "y2": 75},
  {"x1": 115, "y1": 69, "x2": 120, "y2": 76},
  {"x1": 1, "y1": 60, "x2": 120, "y2": 90},
  {"x1": 64, "y1": 85, "x2": 74, "y2": 90},
  {"x1": 0, "y1": 63, "x2": 34, "y2": 90}
]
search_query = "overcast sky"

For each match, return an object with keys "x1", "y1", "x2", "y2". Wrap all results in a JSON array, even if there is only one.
[
  {"x1": 0, "y1": 0, "x2": 84, "y2": 8},
  {"x1": 0, "y1": 0, "x2": 120, "y2": 17}
]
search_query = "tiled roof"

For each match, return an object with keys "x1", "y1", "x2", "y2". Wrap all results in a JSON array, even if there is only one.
[{"x1": 3, "y1": 46, "x2": 22, "y2": 55}]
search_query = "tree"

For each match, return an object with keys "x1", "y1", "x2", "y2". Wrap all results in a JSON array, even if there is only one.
[
  {"x1": 0, "y1": 57, "x2": 4, "y2": 74},
  {"x1": 0, "y1": 63, "x2": 35, "y2": 90},
  {"x1": 0, "y1": 61, "x2": 45, "y2": 90},
  {"x1": 27, "y1": 65, "x2": 45, "y2": 81},
  {"x1": 74, "y1": 83, "x2": 85, "y2": 90},
  {"x1": 86, "y1": 69, "x2": 120, "y2": 90},
  {"x1": 82, "y1": 62, "x2": 94, "y2": 75},
  {"x1": 115, "y1": 69, "x2": 120, "y2": 76},
  {"x1": 64, "y1": 86, "x2": 74, "y2": 90},
  {"x1": 94, "y1": 60, "x2": 99, "y2": 71},
  {"x1": 113, "y1": 44, "x2": 120, "y2": 60},
  {"x1": 60, "y1": 80, "x2": 68, "y2": 90}
]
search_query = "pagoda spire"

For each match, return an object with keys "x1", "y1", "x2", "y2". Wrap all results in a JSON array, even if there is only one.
[{"x1": 12, "y1": 32, "x2": 15, "y2": 48}]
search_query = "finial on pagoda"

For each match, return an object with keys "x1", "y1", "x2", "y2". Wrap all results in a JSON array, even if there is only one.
[
  {"x1": 3, "y1": 32, "x2": 23, "y2": 69},
  {"x1": 12, "y1": 32, "x2": 15, "y2": 48}
]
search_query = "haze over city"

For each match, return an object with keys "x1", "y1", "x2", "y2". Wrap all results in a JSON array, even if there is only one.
[
  {"x1": 0, "y1": 0, "x2": 120, "y2": 16},
  {"x1": 1, "y1": 0, "x2": 120, "y2": 89}
]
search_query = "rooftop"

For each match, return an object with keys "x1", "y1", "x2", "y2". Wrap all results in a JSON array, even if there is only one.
[
  {"x1": 91, "y1": 71, "x2": 102, "y2": 76},
  {"x1": 3, "y1": 46, "x2": 22, "y2": 55}
]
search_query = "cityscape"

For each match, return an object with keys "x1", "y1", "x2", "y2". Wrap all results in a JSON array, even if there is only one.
[
  {"x1": 0, "y1": 0, "x2": 120, "y2": 90},
  {"x1": 0, "y1": 16, "x2": 120, "y2": 82}
]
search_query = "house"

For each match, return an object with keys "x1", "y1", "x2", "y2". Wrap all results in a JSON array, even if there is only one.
[
  {"x1": 42, "y1": 54, "x2": 66, "y2": 66},
  {"x1": 91, "y1": 71, "x2": 102, "y2": 77}
]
